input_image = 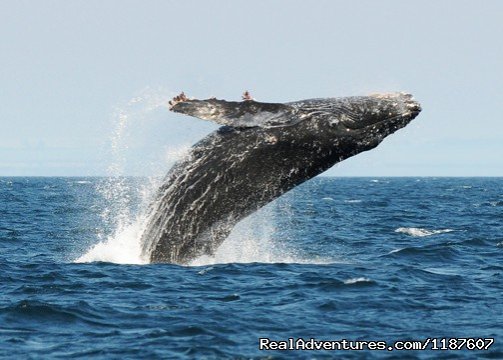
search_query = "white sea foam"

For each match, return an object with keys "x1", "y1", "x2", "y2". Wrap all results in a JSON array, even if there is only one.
[
  {"x1": 344, "y1": 277, "x2": 372, "y2": 284},
  {"x1": 423, "y1": 267, "x2": 460, "y2": 276},
  {"x1": 394, "y1": 227, "x2": 454, "y2": 237},
  {"x1": 388, "y1": 248, "x2": 404, "y2": 254},
  {"x1": 344, "y1": 199, "x2": 362, "y2": 203}
]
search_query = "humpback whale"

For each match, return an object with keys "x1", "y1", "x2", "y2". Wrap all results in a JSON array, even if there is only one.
[{"x1": 140, "y1": 92, "x2": 421, "y2": 264}]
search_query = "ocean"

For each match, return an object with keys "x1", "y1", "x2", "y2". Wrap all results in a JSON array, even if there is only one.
[{"x1": 0, "y1": 177, "x2": 501, "y2": 359}]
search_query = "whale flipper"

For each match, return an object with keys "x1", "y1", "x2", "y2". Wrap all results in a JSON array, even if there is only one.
[{"x1": 169, "y1": 93, "x2": 297, "y2": 128}]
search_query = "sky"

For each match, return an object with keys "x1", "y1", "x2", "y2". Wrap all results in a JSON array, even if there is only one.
[{"x1": 1, "y1": 0, "x2": 502, "y2": 176}]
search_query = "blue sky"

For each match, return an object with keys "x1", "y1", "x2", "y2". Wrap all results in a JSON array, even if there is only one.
[{"x1": 1, "y1": 0, "x2": 502, "y2": 176}]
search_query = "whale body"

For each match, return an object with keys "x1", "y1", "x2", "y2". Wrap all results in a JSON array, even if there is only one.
[{"x1": 140, "y1": 92, "x2": 421, "y2": 264}]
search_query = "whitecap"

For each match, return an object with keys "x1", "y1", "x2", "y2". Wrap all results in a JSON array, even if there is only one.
[
  {"x1": 197, "y1": 267, "x2": 215, "y2": 275},
  {"x1": 423, "y1": 267, "x2": 460, "y2": 276},
  {"x1": 344, "y1": 277, "x2": 372, "y2": 284},
  {"x1": 394, "y1": 227, "x2": 454, "y2": 237},
  {"x1": 388, "y1": 248, "x2": 405, "y2": 254}
]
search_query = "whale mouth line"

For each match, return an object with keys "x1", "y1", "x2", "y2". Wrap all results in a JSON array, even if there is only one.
[
  {"x1": 379, "y1": 111, "x2": 419, "y2": 126},
  {"x1": 343, "y1": 110, "x2": 418, "y2": 132}
]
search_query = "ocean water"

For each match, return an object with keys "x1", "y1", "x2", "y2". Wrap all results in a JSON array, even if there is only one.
[{"x1": 0, "y1": 177, "x2": 502, "y2": 359}]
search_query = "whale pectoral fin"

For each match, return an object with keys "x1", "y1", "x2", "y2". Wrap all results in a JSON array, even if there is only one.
[{"x1": 169, "y1": 93, "x2": 296, "y2": 128}]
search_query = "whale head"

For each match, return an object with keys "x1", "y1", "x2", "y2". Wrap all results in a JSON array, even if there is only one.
[{"x1": 284, "y1": 92, "x2": 421, "y2": 167}]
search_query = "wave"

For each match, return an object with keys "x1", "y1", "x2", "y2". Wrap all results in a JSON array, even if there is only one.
[
  {"x1": 394, "y1": 227, "x2": 455, "y2": 237},
  {"x1": 2, "y1": 300, "x2": 109, "y2": 327}
]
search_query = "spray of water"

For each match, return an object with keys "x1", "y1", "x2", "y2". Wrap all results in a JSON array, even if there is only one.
[
  {"x1": 76, "y1": 87, "x2": 188, "y2": 264},
  {"x1": 189, "y1": 205, "x2": 323, "y2": 266}
]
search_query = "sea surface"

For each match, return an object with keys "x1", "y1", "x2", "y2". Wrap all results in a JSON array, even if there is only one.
[{"x1": 0, "y1": 177, "x2": 502, "y2": 359}]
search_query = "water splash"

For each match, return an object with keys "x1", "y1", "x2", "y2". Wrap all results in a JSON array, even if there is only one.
[
  {"x1": 76, "y1": 217, "x2": 149, "y2": 264},
  {"x1": 190, "y1": 206, "x2": 331, "y2": 266},
  {"x1": 189, "y1": 209, "x2": 286, "y2": 266},
  {"x1": 76, "y1": 87, "x2": 189, "y2": 264}
]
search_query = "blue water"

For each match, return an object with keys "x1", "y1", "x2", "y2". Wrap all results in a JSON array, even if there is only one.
[{"x1": 1, "y1": 177, "x2": 502, "y2": 359}]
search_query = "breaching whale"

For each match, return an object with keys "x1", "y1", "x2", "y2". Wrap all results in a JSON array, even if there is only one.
[{"x1": 140, "y1": 92, "x2": 421, "y2": 264}]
